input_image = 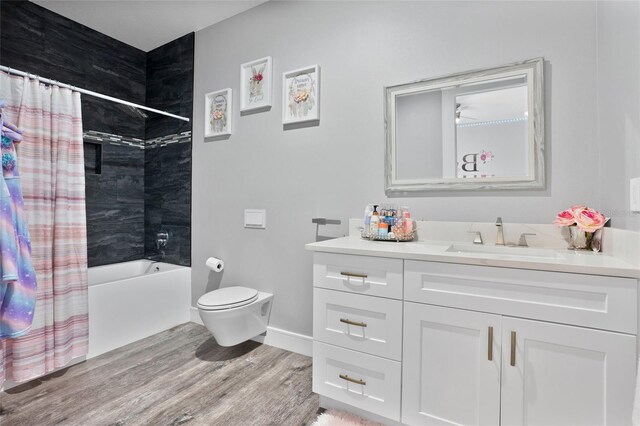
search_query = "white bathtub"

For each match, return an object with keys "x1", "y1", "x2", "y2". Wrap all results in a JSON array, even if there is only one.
[{"x1": 87, "y1": 260, "x2": 191, "y2": 358}]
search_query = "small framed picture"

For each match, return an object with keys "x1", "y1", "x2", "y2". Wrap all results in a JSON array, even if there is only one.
[
  {"x1": 204, "y1": 88, "x2": 232, "y2": 137},
  {"x1": 283, "y1": 64, "x2": 320, "y2": 125},
  {"x1": 240, "y1": 56, "x2": 273, "y2": 112}
]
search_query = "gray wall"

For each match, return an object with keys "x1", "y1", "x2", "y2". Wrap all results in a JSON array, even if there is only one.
[
  {"x1": 192, "y1": 1, "x2": 605, "y2": 337},
  {"x1": 597, "y1": 1, "x2": 640, "y2": 232}
]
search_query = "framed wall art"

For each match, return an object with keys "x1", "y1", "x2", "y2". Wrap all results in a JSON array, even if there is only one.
[
  {"x1": 204, "y1": 88, "x2": 232, "y2": 137},
  {"x1": 282, "y1": 64, "x2": 320, "y2": 125},
  {"x1": 240, "y1": 56, "x2": 273, "y2": 112}
]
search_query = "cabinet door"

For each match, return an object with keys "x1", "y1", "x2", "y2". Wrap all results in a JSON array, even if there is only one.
[
  {"x1": 402, "y1": 303, "x2": 501, "y2": 425},
  {"x1": 501, "y1": 317, "x2": 636, "y2": 425}
]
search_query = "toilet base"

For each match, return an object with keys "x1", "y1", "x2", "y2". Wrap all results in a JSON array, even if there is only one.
[{"x1": 198, "y1": 291, "x2": 273, "y2": 347}]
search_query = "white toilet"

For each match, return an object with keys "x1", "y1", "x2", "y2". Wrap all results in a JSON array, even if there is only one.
[{"x1": 197, "y1": 286, "x2": 273, "y2": 347}]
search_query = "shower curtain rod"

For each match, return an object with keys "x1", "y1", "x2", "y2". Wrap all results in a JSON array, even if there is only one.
[{"x1": 0, "y1": 65, "x2": 190, "y2": 122}]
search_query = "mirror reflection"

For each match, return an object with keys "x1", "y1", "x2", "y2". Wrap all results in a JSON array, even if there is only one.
[{"x1": 386, "y1": 59, "x2": 544, "y2": 193}]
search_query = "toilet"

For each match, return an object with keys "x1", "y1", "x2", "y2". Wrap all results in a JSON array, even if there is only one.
[{"x1": 197, "y1": 286, "x2": 273, "y2": 347}]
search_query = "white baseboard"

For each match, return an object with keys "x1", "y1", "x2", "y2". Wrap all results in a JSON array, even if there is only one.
[
  {"x1": 189, "y1": 307, "x2": 312, "y2": 357},
  {"x1": 190, "y1": 306, "x2": 204, "y2": 325},
  {"x1": 252, "y1": 325, "x2": 313, "y2": 357}
]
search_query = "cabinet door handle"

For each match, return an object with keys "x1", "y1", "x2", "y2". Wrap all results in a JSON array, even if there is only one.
[
  {"x1": 488, "y1": 326, "x2": 493, "y2": 361},
  {"x1": 340, "y1": 271, "x2": 368, "y2": 279},
  {"x1": 339, "y1": 374, "x2": 366, "y2": 386},
  {"x1": 340, "y1": 318, "x2": 368, "y2": 327},
  {"x1": 510, "y1": 331, "x2": 516, "y2": 367}
]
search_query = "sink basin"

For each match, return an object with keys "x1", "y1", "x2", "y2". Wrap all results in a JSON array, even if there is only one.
[{"x1": 446, "y1": 244, "x2": 565, "y2": 260}]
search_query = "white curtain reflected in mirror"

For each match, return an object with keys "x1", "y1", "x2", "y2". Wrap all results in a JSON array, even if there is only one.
[{"x1": 385, "y1": 58, "x2": 544, "y2": 193}]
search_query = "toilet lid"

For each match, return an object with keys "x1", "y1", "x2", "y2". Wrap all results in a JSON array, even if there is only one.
[{"x1": 197, "y1": 286, "x2": 259, "y2": 310}]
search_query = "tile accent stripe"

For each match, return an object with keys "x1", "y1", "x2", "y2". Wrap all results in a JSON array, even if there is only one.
[
  {"x1": 146, "y1": 131, "x2": 192, "y2": 149},
  {"x1": 83, "y1": 130, "x2": 145, "y2": 148},
  {"x1": 83, "y1": 130, "x2": 191, "y2": 149}
]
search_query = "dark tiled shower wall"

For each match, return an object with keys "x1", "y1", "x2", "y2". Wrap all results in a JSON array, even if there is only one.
[
  {"x1": 1, "y1": 1, "x2": 148, "y2": 266},
  {"x1": 144, "y1": 35, "x2": 194, "y2": 266},
  {"x1": 146, "y1": 34, "x2": 194, "y2": 139},
  {"x1": 85, "y1": 142, "x2": 146, "y2": 265},
  {"x1": 1, "y1": 2, "x2": 193, "y2": 267},
  {"x1": 144, "y1": 141, "x2": 191, "y2": 265},
  {"x1": 0, "y1": 1, "x2": 147, "y2": 139}
]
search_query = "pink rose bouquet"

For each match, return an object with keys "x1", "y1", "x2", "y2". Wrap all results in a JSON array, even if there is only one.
[
  {"x1": 554, "y1": 204, "x2": 609, "y2": 252},
  {"x1": 554, "y1": 204, "x2": 608, "y2": 233},
  {"x1": 553, "y1": 208, "x2": 576, "y2": 227},
  {"x1": 574, "y1": 208, "x2": 608, "y2": 233}
]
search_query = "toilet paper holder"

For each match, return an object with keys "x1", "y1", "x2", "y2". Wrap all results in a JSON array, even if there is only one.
[
  {"x1": 206, "y1": 257, "x2": 224, "y2": 272},
  {"x1": 312, "y1": 217, "x2": 342, "y2": 242}
]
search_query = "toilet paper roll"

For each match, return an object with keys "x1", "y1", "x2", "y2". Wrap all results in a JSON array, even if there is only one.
[{"x1": 206, "y1": 257, "x2": 224, "y2": 272}]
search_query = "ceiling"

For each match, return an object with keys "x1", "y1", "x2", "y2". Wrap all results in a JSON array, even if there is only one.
[
  {"x1": 456, "y1": 86, "x2": 528, "y2": 123},
  {"x1": 33, "y1": 0, "x2": 267, "y2": 51}
]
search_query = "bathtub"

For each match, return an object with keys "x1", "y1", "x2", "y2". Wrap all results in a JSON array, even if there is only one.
[{"x1": 87, "y1": 260, "x2": 191, "y2": 358}]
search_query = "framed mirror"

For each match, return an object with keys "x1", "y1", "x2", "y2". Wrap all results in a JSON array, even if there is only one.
[{"x1": 385, "y1": 58, "x2": 544, "y2": 194}]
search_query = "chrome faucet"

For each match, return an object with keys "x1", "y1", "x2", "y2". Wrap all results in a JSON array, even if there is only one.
[
  {"x1": 518, "y1": 233, "x2": 536, "y2": 247},
  {"x1": 468, "y1": 231, "x2": 484, "y2": 245},
  {"x1": 156, "y1": 231, "x2": 169, "y2": 250},
  {"x1": 156, "y1": 231, "x2": 168, "y2": 260},
  {"x1": 495, "y1": 217, "x2": 505, "y2": 246}
]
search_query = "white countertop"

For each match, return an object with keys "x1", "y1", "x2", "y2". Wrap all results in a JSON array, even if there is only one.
[{"x1": 305, "y1": 236, "x2": 640, "y2": 279}]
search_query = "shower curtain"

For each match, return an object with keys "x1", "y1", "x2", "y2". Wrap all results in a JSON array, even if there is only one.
[{"x1": 0, "y1": 72, "x2": 88, "y2": 385}]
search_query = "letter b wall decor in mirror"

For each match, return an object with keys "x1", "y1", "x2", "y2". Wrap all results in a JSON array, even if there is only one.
[{"x1": 385, "y1": 58, "x2": 544, "y2": 194}]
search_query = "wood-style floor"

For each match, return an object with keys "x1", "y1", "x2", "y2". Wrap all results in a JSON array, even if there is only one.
[{"x1": 0, "y1": 323, "x2": 320, "y2": 426}]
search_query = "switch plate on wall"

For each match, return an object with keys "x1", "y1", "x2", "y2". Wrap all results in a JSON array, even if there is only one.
[
  {"x1": 631, "y1": 178, "x2": 640, "y2": 212},
  {"x1": 244, "y1": 209, "x2": 267, "y2": 229}
]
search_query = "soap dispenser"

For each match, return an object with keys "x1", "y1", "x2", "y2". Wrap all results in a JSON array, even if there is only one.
[
  {"x1": 364, "y1": 204, "x2": 374, "y2": 230},
  {"x1": 369, "y1": 205, "x2": 380, "y2": 235}
]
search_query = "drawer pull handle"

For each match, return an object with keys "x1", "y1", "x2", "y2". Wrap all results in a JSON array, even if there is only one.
[
  {"x1": 510, "y1": 331, "x2": 516, "y2": 367},
  {"x1": 339, "y1": 374, "x2": 366, "y2": 386},
  {"x1": 340, "y1": 271, "x2": 368, "y2": 279},
  {"x1": 340, "y1": 318, "x2": 368, "y2": 327},
  {"x1": 488, "y1": 326, "x2": 493, "y2": 361}
]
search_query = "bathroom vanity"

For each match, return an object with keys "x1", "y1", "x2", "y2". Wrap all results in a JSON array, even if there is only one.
[{"x1": 306, "y1": 223, "x2": 640, "y2": 425}]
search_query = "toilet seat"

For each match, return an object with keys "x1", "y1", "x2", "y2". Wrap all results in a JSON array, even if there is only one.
[{"x1": 197, "y1": 286, "x2": 259, "y2": 311}]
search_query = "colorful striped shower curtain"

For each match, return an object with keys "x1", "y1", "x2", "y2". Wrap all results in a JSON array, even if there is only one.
[{"x1": 0, "y1": 72, "x2": 88, "y2": 386}]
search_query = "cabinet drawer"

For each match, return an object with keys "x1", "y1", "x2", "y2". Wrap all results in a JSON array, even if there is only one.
[
  {"x1": 313, "y1": 288, "x2": 403, "y2": 360},
  {"x1": 313, "y1": 253, "x2": 403, "y2": 299},
  {"x1": 312, "y1": 341, "x2": 401, "y2": 422},
  {"x1": 405, "y1": 260, "x2": 637, "y2": 334}
]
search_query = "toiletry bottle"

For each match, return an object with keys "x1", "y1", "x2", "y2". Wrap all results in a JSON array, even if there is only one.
[
  {"x1": 403, "y1": 209, "x2": 413, "y2": 235},
  {"x1": 378, "y1": 222, "x2": 389, "y2": 237},
  {"x1": 369, "y1": 205, "x2": 380, "y2": 235},
  {"x1": 364, "y1": 204, "x2": 373, "y2": 231}
]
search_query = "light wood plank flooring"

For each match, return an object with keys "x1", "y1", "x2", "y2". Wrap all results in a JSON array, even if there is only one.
[{"x1": 0, "y1": 323, "x2": 319, "y2": 426}]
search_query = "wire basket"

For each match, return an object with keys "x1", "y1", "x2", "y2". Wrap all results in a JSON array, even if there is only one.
[{"x1": 361, "y1": 229, "x2": 415, "y2": 242}]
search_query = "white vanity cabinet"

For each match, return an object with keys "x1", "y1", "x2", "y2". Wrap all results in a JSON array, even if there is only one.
[
  {"x1": 402, "y1": 303, "x2": 502, "y2": 425},
  {"x1": 500, "y1": 317, "x2": 635, "y2": 425},
  {"x1": 402, "y1": 304, "x2": 636, "y2": 426},
  {"x1": 312, "y1": 252, "x2": 404, "y2": 421},
  {"x1": 311, "y1": 252, "x2": 638, "y2": 426},
  {"x1": 403, "y1": 260, "x2": 637, "y2": 426}
]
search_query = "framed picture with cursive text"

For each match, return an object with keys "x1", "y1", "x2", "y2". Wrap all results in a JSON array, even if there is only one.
[
  {"x1": 204, "y1": 88, "x2": 232, "y2": 137},
  {"x1": 240, "y1": 56, "x2": 273, "y2": 112},
  {"x1": 282, "y1": 64, "x2": 320, "y2": 125}
]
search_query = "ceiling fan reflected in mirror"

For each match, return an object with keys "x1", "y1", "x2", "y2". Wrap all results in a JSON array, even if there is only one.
[{"x1": 455, "y1": 103, "x2": 477, "y2": 124}]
